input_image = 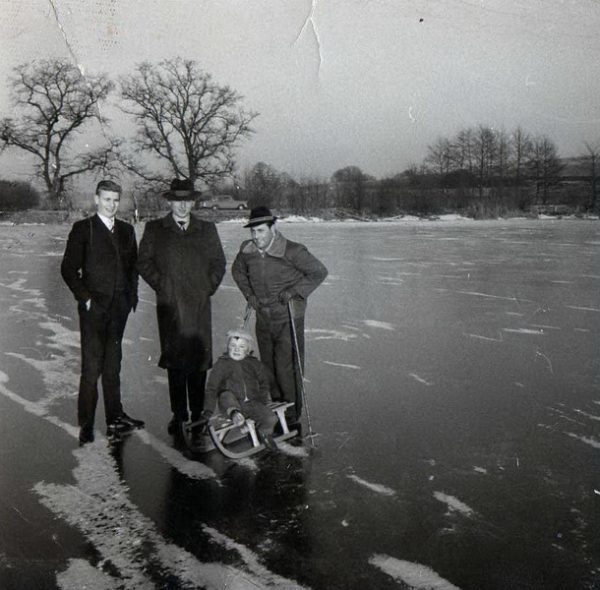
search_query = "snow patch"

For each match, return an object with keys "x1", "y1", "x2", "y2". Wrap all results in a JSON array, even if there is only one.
[
  {"x1": 323, "y1": 360, "x2": 361, "y2": 370},
  {"x1": 503, "y1": 328, "x2": 544, "y2": 335},
  {"x1": 362, "y1": 319, "x2": 395, "y2": 331},
  {"x1": 202, "y1": 525, "x2": 310, "y2": 587},
  {"x1": 306, "y1": 328, "x2": 359, "y2": 342},
  {"x1": 134, "y1": 429, "x2": 218, "y2": 481},
  {"x1": 463, "y1": 332, "x2": 502, "y2": 342},
  {"x1": 433, "y1": 492, "x2": 475, "y2": 517},
  {"x1": 456, "y1": 290, "x2": 524, "y2": 302},
  {"x1": 369, "y1": 554, "x2": 462, "y2": 589},
  {"x1": 57, "y1": 558, "x2": 120, "y2": 590},
  {"x1": 565, "y1": 432, "x2": 600, "y2": 449},
  {"x1": 573, "y1": 409, "x2": 600, "y2": 422},
  {"x1": 408, "y1": 373, "x2": 433, "y2": 386},
  {"x1": 565, "y1": 305, "x2": 600, "y2": 312},
  {"x1": 347, "y1": 474, "x2": 396, "y2": 497},
  {"x1": 37, "y1": 445, "x2": 304, "y2": 590},
  {"x1": 277, "y1": 441, "x2": 310, "y2": 457}
]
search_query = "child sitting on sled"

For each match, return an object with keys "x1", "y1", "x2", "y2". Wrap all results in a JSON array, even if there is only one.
[{"x1": 201, "y1": 329, "x2": 279, "y2": 450}]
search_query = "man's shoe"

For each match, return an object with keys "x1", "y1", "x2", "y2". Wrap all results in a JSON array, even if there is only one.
[
  {"x1": 79, "y1": 425, "x2": 94, "y2": 446},
  {"x1": 118, "y1": 412, "x2": 145, "y2": 429},
  {"x1": 167, "y1": 417, "x2": 183, "y2": 436}
]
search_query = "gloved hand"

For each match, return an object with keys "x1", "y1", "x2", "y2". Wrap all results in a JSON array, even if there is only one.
[{"x1": 278, "y1": 289, "x2": 296, "y2": 304}]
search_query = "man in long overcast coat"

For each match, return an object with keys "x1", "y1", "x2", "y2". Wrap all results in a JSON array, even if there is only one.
[{"x1": 137, "y1": 179, "x2": 226, "y2": 436}]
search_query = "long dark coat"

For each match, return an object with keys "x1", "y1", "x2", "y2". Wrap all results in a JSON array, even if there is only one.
[{"x1": 137, "y1": 214, "x2": 226, "y2": 372}]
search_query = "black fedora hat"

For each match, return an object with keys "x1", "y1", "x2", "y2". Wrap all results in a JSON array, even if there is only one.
[
  {"x1": 244, "y1": 206, "x2": 278, "y2": 228},
  {"x1": 162, "y1": 178, "x2": 201, "y2": 201}
]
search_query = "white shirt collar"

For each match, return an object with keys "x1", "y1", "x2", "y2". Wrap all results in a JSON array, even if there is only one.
[{"x1": 97, "y1": 213, "x2": 115, "y2": 230}]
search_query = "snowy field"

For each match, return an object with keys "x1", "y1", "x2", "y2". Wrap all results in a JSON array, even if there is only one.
[{"x1": 0, "y1": 218, "x2": 599, "y2": 590}]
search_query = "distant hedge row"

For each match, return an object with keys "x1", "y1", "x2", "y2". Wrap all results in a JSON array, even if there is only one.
[{"x1": 0, "y1": 180, "x2": 41, "y2": 210}]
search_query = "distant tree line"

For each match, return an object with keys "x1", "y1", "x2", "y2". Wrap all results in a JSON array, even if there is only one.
[
  {"x1": 0, "y1": 58, "x2": 598, "y2": 217},
  {"x1": 239, "y1": 128, "x2": 597, "y2": 217}
]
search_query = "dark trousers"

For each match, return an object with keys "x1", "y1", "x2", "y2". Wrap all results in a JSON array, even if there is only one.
[
  {"x1": 167, "y1": 367, "x2": 206, "y2": 422},
  {"x1": 255, "y1": 314, "x2": 305, "y2": 422},
  {"x1": 78, "y1": 292, "x2": 130, "y2": 428}
]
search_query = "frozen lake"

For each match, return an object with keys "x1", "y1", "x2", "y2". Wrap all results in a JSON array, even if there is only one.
[{"x1": 0, "y1": 218, "x2": 599, "y2": 589}]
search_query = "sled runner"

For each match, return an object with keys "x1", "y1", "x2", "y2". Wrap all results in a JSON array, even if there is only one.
[{"x1": 182, "y1": 401, "x2": 299, "y2": 459}]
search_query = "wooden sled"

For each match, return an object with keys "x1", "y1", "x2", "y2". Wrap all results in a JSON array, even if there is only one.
[{"x1": 182, "y1": 402, "x2": 299, "y2": 459}]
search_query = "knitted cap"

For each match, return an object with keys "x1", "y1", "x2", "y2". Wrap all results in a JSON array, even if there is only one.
[{"x1": 227, "y1": 329, "x2": 254, "y2": 347}]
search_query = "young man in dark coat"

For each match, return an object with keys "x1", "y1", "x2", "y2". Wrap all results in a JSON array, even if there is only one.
[
  {"x1": 137, "y1": 178, "x2": 226, "y2": 435},
  {"x1": 231, "y1": 206, "x2": 328, "y2": 429},
  {"x1": 61, "y1": 180, "x2": 144, "y2": 445}
]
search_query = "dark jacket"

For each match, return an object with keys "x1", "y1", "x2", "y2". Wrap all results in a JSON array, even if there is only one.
[
  {"x1": 137, "y1": 213, "x2": 226, "y2": 371},
  {"x1": 231, "y1": 231, "x2": 328, "y2": 321},
  {"x1": 203, "y1": 354, "x2": 272, "y2": 415},
  {"x1": 61, "y1": 214, "x2": 138, "y2": 311}
]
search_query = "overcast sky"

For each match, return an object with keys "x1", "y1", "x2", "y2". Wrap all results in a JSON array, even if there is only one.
[{"x1": 1, "y1": 0, "x2": 599, "y2": 184}]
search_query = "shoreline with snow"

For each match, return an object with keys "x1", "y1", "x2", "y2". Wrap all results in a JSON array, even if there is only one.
[{"x1": 1, "y1": 211, "x2": 598, "y2": 227}]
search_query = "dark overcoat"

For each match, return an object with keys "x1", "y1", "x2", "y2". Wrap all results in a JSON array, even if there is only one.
[
  {"x1": 137, "y1": 214, "x2": 226, "y2": 372},
  {"x1": 61, "y1": 214, "x2": 138, "y2": 311}
]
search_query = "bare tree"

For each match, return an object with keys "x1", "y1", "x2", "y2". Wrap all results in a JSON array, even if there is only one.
[
  {"x1": 494, "y1": 130, "x2": 511, "y2": 179},
  {"x1": 582, "y1": 141, "x2": 600, "y2": 211},
  {"x1": 0, "y1": 59, "x2": 115, "y2": 206},
  {"x1": 119, "y1": 58, "x2": 257, "y2": 189},
  {"x1": 528, "y1": 136, "x2": 563, "y2": 204},
  {"x1": 452, "y1": 128, "x2": 475, "y2": 174},
  {"x1": 244, "y1": 162, "x2": 282, "y2": 209},
  {"x1": 510, "y1": 126, "x2": 533, "y2": 205},
  {"x1": 473, "y1": 125, "x2": 497, "y2": 199},
  {"x1": 425, "y1": 137, "x2": 453, "y2": 177}
]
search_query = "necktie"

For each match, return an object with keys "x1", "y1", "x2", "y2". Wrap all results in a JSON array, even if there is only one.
[{"x1": 178, "y1": 221, "x2": 186, "y2": 231}]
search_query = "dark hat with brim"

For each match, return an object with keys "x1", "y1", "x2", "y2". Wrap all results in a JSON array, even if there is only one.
[
  {"x1": 162, "y1": 178, "x2": 201, "y2": 201},
  {"x1": 244, "y1": 206, "x2": 278, "y2": 228}
]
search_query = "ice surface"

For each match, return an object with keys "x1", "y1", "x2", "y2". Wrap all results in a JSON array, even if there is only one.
[{"x1": 1, "y1": 219, "x2": 599, "y2": 590}]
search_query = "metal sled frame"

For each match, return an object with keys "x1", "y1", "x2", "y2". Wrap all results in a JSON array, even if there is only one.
[{"x1": 182, "y1": 402, "x2": 299, "y2": 459}]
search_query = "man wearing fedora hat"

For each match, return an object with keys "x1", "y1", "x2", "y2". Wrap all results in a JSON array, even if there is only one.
[
  {"x1": 232, "y1": 206, "x2": 328, "y2": 429},
  {"x1": 138, "y1": 178, "x2": 226, "y2": 436}
]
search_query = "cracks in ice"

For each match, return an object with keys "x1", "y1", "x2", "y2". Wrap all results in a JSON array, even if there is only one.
[
  {"x1": 535, "y1": 350, "x2": 553, "y2": 374},
  {"x1": 295, "y1": 0, "x2": 323, "y2": 76}
]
